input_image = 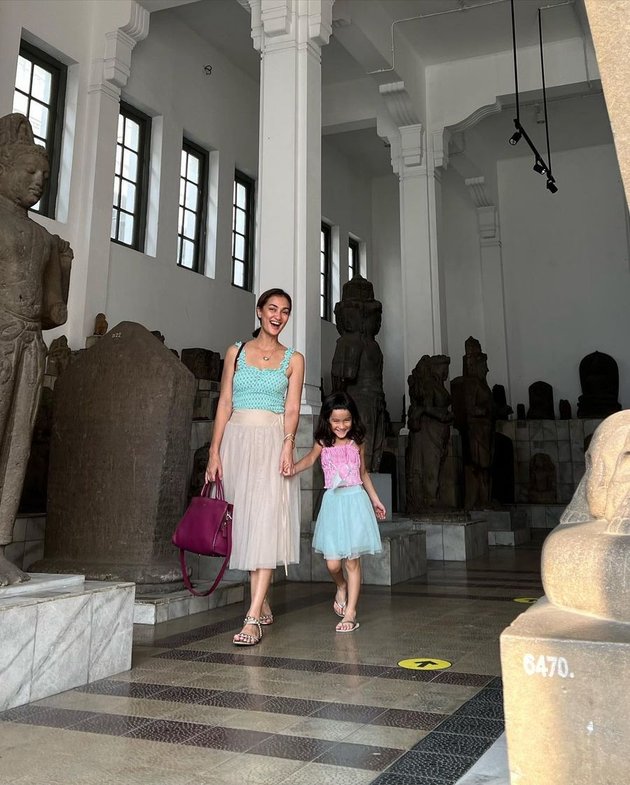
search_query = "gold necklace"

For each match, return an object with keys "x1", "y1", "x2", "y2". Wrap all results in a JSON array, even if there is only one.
[{"x1": 260, "y1": 346, "x2": 277, "y2": 361}]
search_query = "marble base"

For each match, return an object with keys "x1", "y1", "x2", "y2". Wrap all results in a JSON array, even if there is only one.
[
  {"x1": 501, "y1": 598, "x2": 630, "y2": 785},
  {"x1": 509, "y1": 503, "x2": 566, "y2": 529},
  {"x1": 288, "y1": 518, "x2": 426, "y2": 585},
  {"x1": 413, "y1": 517, "x2": 488, "y2": 561},
  {"x1": 471, "y1": 509, "x2": 530, "y2": 546},
  {"x1": 0, "y1": 574, "x2": 134, "y2": 711},
  {"x1": 134, "y1": 580, "x2": 245, "y2": 625}
]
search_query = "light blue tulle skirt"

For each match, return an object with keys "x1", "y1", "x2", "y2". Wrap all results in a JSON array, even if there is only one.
[{"x1": 313, "y1": 485, "x2": 382, "y2": 560}]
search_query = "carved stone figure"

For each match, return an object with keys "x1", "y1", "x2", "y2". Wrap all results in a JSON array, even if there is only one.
[
  {"x1": 577, "y1": 350, "x2": 621, "y2": 418},
  {"x1": 516, "y1": 403, "x2": 526, "y2": 420},
  {"x1": 181, "y1": 348, "x2": 221, "y2": 381},
  {"x1": 492, "y1": 384, "x2": 513, "y2": 420},
  {"x1": 0, "y1": 114, "x2": 72, "y2": 585},
  {"x1": 406, "y1": 355, "x2": 453, "y2": 511},
  {"x1": 46, "y1": 335, "x2": 71, "y2": 377},
  {"x1": 542, "y1": 411, "x2": 630, "y2": 622},
  {"x1": 559, "y1": 399, "x2": 572, "y2": 419},
  {"x1": 331, "y1": 275, "x2": 386, "y2": 472},
  {"x1": 527, "y1": 381, "x2": 555, "y2": 420},
  {"x1": 94, "y1": 312, "x2": 108, "y2": 336},
  {"x1": 528, "y1": 452, "x2": 557, "y2": 503},
  {"x1": 452, "y1": 337, "x2": 494, "y2": 509}
]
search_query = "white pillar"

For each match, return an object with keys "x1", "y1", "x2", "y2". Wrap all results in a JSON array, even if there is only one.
[
  {"x1": 380, "y1": 82, "x2": 443, "y2": 386},
  {"x1": 249, "y1": 0, "x2": 333, "y2": 412},
  {"x1": 465, "y1": 176, "x2": 510, "y2": 395},
  {"x1": 66, "y1": 1, "x2": 149, "y2": 345}
]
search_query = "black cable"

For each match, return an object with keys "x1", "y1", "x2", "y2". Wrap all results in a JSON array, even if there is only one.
[
  {"x1": 510, "y1": 0, "x2": 520, "y2": 123},
  {"x1": 538, "y1": 8, "x2": 552, "y2": 176}
]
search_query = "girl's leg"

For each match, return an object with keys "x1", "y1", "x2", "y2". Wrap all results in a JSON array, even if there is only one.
[
  {"x1": 326, "y1": 558, "x2": 347, "y2": 615},
  {"x1": 234, "y1": 567, "x2": 273, "y2": 643},
  {"x1": 337, "y1": 557, "x2": 361, "y2": 631}
]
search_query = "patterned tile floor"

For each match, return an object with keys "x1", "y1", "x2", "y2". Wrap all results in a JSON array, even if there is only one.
[{"x1": 0, "y1": 539, "x2": 545, "y2": 785}]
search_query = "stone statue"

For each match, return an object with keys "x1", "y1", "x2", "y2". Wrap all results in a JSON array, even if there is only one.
[
  {"x1": 558, "y1": 398, "x2": 572, "y2": 419},
  {"x1": 542, "y1": 411, "x2": 630, "y2": 622},
  {"x1": 492, "y1": 384, "x2": 513, "y2": 420},
  {"x1": 527, "y1": 380, "x2": 555, "y2": 420},
  {"x1": 46, "y1": 335, "x2": 71, "y2": 377},
  {"x1": 0, "y1": 114, "x2": 72, "y2": 585},
  {"x1": 94, "y1": 312, "x2": 108, "y2": 336},
  {"x1": 331, "y1": 275, "x2": 386, "y2": 472},
  {"x1": 528, "y1": 452, "x2": 557, "y2": 503},
  {"x1": 406, "y1": 355, "x2": 453, "y2": 511},
  {"x1": 452, "y1": 337, "x2": 495, "y2": 509},
  {"x1": 577, "y1": 350, "x2": 621, "y2": 418}
]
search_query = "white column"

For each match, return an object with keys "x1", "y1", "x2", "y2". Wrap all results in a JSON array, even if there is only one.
[
  {"x1": 380, "y1": 82, "x2": 443, "y2": 386},
  {"x1": 66, "y1": 1, "x2": 149, "y2": 345},
  {"x1": 465, "y1": 176, "x2": 510, "y2": 395},
  {"x1": 249, "y1": 0, "x2": 333, "y2": 412}
]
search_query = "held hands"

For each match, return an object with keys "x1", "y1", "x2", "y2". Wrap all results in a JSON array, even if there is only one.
[
  {"x1": 280, "y1": 440, "x2": 294, "y2": 477},
  {"x1": 373, "y1": 501, "x2": 387, "y2": 521}
]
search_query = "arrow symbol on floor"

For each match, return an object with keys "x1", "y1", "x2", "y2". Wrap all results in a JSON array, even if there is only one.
[{"x1": 415, "y1": 660, "x2": 438, "y2": 668}]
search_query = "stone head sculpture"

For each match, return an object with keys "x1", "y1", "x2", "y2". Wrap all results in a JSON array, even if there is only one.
[{"x1": 0, "y1": 113, "x2": 49, "y2": 209}]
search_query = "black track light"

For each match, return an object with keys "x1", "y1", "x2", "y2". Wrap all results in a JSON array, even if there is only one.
[
  {"x1": 546, "y1": 178, "x2": 558, "y2": 194},
  {"x1": 533, "y1": 159, "x2": 547, "y2": 175},
  {"x1": 509, "y1": 130, "x2": 522, "y2": 146}
]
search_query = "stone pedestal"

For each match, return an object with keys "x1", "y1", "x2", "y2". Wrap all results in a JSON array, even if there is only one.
[
  {"x1": 0, "y1": 574, "x2": 134, "y2": 711},
  {"x1": 289, "y1": 518, "x2": 426, "y2": 586},
  {"x1": 134, "y1": 580, "x2": 245, "y2": 625},
  {"x1": 414, "y1": 517, "x2": 488, "y2": 560},
  {"x1": 471, "y1": 509, "x2": 530, "y2": 546},
  {"x1": 501, "y1": 597, "x2": 630, "y2": 785}
]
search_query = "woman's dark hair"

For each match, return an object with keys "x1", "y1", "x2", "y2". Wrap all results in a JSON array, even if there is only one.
[
  {"x1": 315, "y1": 391, "x2": 366, "y2": 447},
  {"x1": 252, "y1": 288, "x2": 293, "y2": 337}
]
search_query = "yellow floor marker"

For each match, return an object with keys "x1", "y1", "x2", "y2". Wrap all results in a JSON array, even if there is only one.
[
  {"x1": 398, "y1": 658, "x2": 452, "y2": 671},
  {"x1": 513, "y1": 597, "x2": 540, "y2": 604}
]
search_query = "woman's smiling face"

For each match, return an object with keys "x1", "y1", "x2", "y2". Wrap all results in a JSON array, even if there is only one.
[{"x1": 257, "y1": 295, "x2": 291, "y2": 336}]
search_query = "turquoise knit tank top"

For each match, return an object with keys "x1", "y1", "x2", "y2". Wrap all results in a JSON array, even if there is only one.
[{"x1": 232, "y1": 342, "x2": 295, "y2": 413}]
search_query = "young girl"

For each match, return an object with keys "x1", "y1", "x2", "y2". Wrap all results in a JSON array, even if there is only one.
[{"x1": 291, "y1": 392, "x2": 386, "y2": 633}]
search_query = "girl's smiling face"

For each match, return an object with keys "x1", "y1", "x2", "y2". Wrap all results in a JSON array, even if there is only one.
[{"x1": 329, "y1": 408, "x2": 352, "y2": 440}]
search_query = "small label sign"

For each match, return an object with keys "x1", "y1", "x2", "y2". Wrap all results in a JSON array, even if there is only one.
[
  {"x1": 513, "y1": 597, "x2": 540, "y2": 604},
  {"x1": 398, "y1": 658, "x2": 452, "y2": 671}
]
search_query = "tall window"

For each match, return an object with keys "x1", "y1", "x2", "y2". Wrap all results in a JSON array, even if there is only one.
[
  {"x1": 349, "y1": 236, "x2": 360, "y2": 279},
  {"x1": 232, "y1": 171, "x2": 255, "y2": 290},
  {"x1": 320, "y1": 222, "x2": 332, "y2": 320},
  {"x1": 178, "y1": 140, "x2": 208, "y2": 272},
  {"x1": 111, "y1": 103, "x2": 150, "y2": 250},
  {"x1": 13, "y1": 41, "x2": 66, "y2": 217}
]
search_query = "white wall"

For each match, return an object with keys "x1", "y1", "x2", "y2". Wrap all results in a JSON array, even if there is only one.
[
  {"x1": 499, "y1": 142, "x2": 630, "y2": 411},
  {"x1": 107, "y1": 8, "x2": 261, "y2": 354}
]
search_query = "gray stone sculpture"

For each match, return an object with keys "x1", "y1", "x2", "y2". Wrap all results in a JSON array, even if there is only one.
[
  {"x1": 542, "y1": 411, "x2": 630, "y2": 622},
  {"x1": 451, "y1": 337, "x2": 494, "y2": 509},
  {"x1": 528, "y1": 452, "x2": 557, "y2": 503},
  {"x1": 577, "y1": 350, "x2": 621, "y2": 419},
  {"x1": 33, "y1": 322, "x2": 195, "y2": 589},
  {"x1": 0, "y1": 113, "x2": 72, "y2": 585},
  {"x1": 527, "y1": 381, "x2": 555, "y2": 420},
  {"x1": 331, "y1": 275, "x2": 386, "y2": 472},
  {"x1": 181, "y1": 348, "x2": 221, "y2": 381},
  {"x1": 406, "y1": 355, "x2": 453, "y2": 511},
  {"x1": 94, "y1": 312, "x2": 108, "y2": 336},
  {"x1": 46, "y1": 335, "x2": 71, "y2": 377}
]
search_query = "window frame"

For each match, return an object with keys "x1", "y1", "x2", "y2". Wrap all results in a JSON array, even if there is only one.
[
  {"x1": 13, "y1": 41, "x2": 67, "y2": 218},
  {"x1": 348, "y1": 236, "x2": 360, "y2": 280},
  {"x1": 177, "y1": 138, "x2": 209, "y2": 274},
  {"x1": 111, "y1": 102, "x2": 151, "y2": 252},
  {"x1": 320, "y1": 222, "x2": 332, "y2": 321},
  {"x1": 231, "y1": 170, "x2": 255, "y2": 291}
]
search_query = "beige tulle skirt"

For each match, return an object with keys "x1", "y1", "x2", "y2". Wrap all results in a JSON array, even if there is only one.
[{"x1": 220, "y1": 409, "x2": 300, "y2": 571}]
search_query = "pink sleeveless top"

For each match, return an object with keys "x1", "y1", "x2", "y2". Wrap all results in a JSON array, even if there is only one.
[{"x1": 321, "y1": 442, "x2": 362, "y2": 489}]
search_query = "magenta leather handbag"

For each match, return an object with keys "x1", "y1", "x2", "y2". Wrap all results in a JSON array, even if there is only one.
[{"x1": 172, "y1": 478, "x2": 233, "y2": 597}]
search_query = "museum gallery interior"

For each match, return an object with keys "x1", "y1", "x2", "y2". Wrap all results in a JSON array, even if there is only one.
[{"x1": 1, "y1": 1, "x2": 629, "y2": 784}]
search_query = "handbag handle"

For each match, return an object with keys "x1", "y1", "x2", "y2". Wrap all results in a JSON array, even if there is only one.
[{"x1": 200, "y1": 477, "x2": 225, "y2": 501}]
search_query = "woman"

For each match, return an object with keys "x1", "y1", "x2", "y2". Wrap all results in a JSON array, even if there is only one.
[{"x1": 206, "y1": 288, "x2": 304, "y2": 646}]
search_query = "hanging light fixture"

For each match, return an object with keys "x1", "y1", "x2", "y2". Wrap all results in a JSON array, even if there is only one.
[{"x1": 508, "y1": 0, "x2": 559, "y2": 193}]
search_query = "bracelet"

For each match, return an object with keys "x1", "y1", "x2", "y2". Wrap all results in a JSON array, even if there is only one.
[{"x1": 283, "y1": 433, "x2": 295, "y2": 443}]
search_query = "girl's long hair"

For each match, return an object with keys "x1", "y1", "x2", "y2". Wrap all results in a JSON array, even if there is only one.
[{"x1": 315, "y1": 391, "x2": 366, "y2": 447}]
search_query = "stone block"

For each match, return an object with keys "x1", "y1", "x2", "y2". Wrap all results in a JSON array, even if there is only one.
[
  {"x1": 181, "y1": 348, "x2": 221, "y2": 381},
  {"x1": 0, "y1": 575, "x2": 134, "y2": 710},
  {"x1": 529, "y1": 421, "x2": 545, "y2": 442},
  {"x1": 569, "y1": 419, "x2": 584, "y2": 441},
  {"x1": 540, "y1": 441, "x2": 559, "y2": 462},
  {"x1": 556, "y1": 420, "x2": 569, "y2": 440},
  {"x1": 542, "y1": 421, "x2": 557, "y2": 440},
  {"x1": 133, "y1": 580, "x2": 245, "y2": 625},
  {"x1": 37, "y1": 322, "x2": 196, "y2": 589},
  {"x1": 583, "y1": 418, "x2": 603, "y2": 439},
  {"x1": 558, "y1": 441, "x2": 571, "y2": 462},
  {"x1": 515, "y1": 422, "x2": 530, "y2": 440},
  {"x1": 415, "y1": 518, "x2": 488, "y2": 561},
  {"x1": 501, "y1": 598, "x2": 630, "y2": 785}
]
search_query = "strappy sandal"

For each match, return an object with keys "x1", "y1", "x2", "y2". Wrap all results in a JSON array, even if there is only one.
[
  {"x1": 233, "y1": 616, "x2": 262, "y2": 646},
  {"x1": 260, "y1": 600, "x2": 273, "y2": 626},
  {"x1": 336, "y1": 616, "x2": 360, "y2": 633},
  {"x1": 333, "y1": 589, "x2": 347, "y2": 618}
]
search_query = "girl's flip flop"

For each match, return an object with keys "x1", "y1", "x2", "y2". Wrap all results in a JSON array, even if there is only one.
[{"x1": 336, "y1": 619, "x2": 360, "y2": 633}]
